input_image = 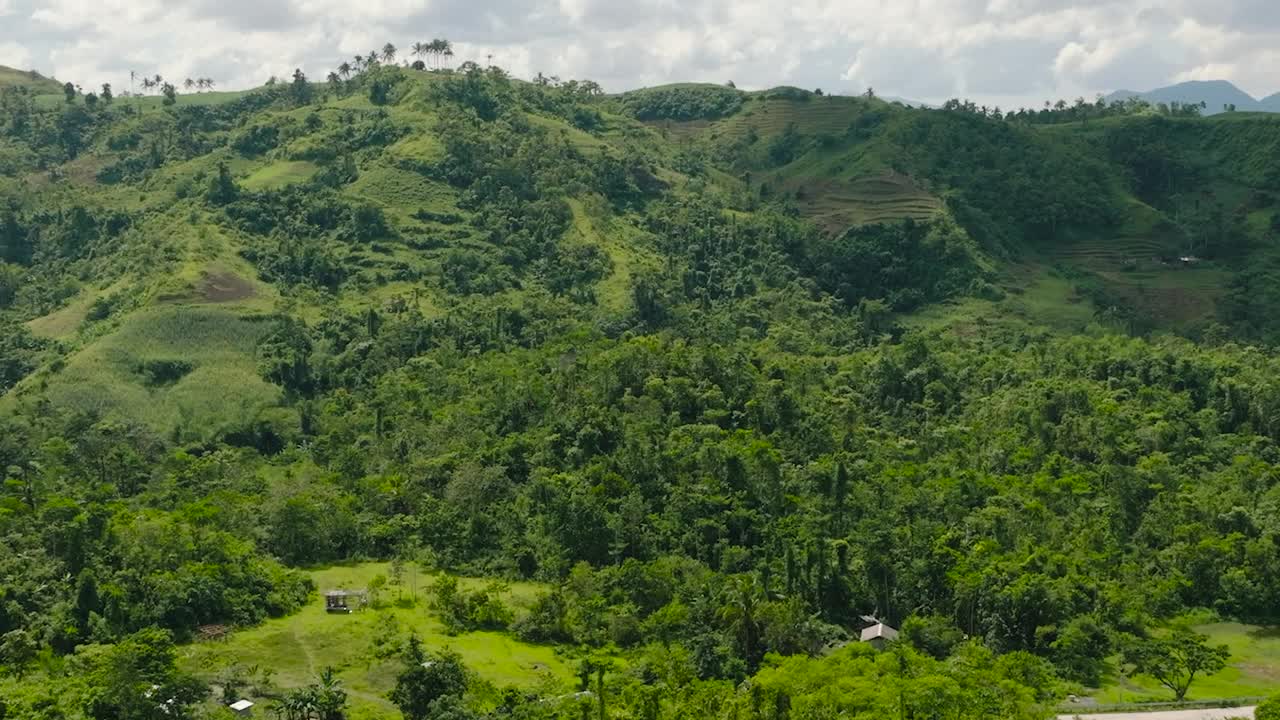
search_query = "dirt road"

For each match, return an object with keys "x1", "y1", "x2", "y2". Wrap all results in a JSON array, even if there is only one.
[{"x1": 1058, "y1": 707, "x2": 1255, "y2": 720}]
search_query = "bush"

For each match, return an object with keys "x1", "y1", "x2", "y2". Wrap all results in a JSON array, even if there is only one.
[
  {"x1": 430, "y1": 576, "x2": 513, "y2": 633},
  {"x1": 1257, "y1": 694, "x2": 1280, "y2": 720}
]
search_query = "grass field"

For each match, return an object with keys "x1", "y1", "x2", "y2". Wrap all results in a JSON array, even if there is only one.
[
  {"x1": 180, "y1": 563, "x2": 574, "y2": 720},
  {"x1": 23, "y1": 305, "x2": 282, "y2": 441},
  {"x1": 242, "y1": 160, "x2": 319, "y2": 190},
  {"x1": 1093, "y1": 622, "x2": 1280, "y2": 703},
  {"x1": 567, "y1": 196, "x2": 660, "y2": 312}
]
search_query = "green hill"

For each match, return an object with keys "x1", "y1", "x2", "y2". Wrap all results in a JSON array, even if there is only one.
[
  {"x1": 0, "y1": 64, "x2": 61, "y2": 93},
  {"x1": 6, "y1": 63, "x2": 1280, "y2": 720}
]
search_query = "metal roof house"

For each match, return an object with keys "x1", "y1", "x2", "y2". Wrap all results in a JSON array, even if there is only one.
[
  {"x1": 229, "y1": 699, "x2": 255, "y2": 716},
  {"x1": 323, "y1": 589, "x2": 368, "y2": 613},
  {"x1": 860, "y1": 622, "x2": 899, "y2": 650}
]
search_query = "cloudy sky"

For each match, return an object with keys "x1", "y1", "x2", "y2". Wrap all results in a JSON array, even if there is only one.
[{"x1": 1, "y1": 0, "x2": 1277, "y2": 106}]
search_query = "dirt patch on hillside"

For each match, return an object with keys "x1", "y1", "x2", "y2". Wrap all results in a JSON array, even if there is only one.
[{"x1": 197, "y1": 271, "x2": 256, "y2": 303}]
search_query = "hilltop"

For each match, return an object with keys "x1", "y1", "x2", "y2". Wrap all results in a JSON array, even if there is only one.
[
  {"x1": 4, "y1": 62, "x2": 1280, "y2": 719},
  {"x1": 0, "y1": 64, "x2": 62, "y2": 93}
]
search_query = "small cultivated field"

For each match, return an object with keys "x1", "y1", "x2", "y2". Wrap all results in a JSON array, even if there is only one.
[
  {"x1": 22, "y1": 305, "x2": 282, "y2": 441},
  {"x1": 180, "y1": 563, "x2": 574, "y2": 720},
  {"x1": 242, "y1": 160, "x2": 319, "y2": 190},
  {"x1": 1093, "y1": 622, "x2": 1280, "y2": 704},
  {"x1": 796, "y1": 172, "x2": 944, "y2": 233}
]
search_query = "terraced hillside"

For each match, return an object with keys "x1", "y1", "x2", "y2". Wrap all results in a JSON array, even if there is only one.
[{"x1": 792, "y1": 171, "x2": 944, "y2": 233}]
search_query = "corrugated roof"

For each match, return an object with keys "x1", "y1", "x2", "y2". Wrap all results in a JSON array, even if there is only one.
[{"x1": 859, "y1": 623, "x2": 899, "y2": 642}]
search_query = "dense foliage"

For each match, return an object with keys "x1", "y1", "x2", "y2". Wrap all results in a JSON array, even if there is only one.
[{"x1": 2, "y1": 56, "x2": 1279, "y2": 720}]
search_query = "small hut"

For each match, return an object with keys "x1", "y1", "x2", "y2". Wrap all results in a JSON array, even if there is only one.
[
  {"x1": 229, "y1": 699, "x2": 255, "y2": 716},
  {"x1": 323, "y1": 589, "x2": 368, "y2": 614},
  {"x1": 859, "y1": 622, "x2": 899, "y2": 650}
]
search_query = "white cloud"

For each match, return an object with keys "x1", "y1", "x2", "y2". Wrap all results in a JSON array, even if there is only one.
[{"x1": 0, "y1": 41, "x2": 30, "y2": 69}]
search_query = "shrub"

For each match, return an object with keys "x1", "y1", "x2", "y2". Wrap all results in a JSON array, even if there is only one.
[{"x1": 1257, "y1": 694, "x2": 1280, "y2": 720}]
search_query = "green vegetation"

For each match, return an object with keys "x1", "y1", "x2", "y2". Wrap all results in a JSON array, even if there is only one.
[{"x1": 4, "y1": 47, "x2": 1280, "y2": 720}]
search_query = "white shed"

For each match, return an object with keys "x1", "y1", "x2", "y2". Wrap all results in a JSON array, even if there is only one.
[{"x1": 859, "y1": 622, "x2": 899, "y2": 650}]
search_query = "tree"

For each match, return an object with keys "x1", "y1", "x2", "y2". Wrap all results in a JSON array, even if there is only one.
[
  {"x1": 206, "y1": 162, "x2": 240, "y2": 205},
  {"x1": 382, "y1": 43, "x2": 397, "y2": 64},
  {"x1": 184, "y1": 77, "x2": 195, "y2": 92},
  {"x1": 161, "y1": 82, "x2": 177, "y2": 106},
  {"x1": 315, "y1": 667, "x2": 349, "y2": 720},
  {"x1": 101, "y1": 83, "x2": 113, "y2": 104},
  {"x1": 440, "y1": 40, "x2": 454, "y2": 69},
  {"x1": 389, "y1": 636, "x2": 468, "y2": 720},
  {"x1": 80, "y1": 628, "x2": 208, "y2": 720},
  {"x1": 1122, "y1": 630, "x2": 1230, "y2": 701},
  {"x1": 291, "y1": 68, "x2": 313, "y2": 105},
  {"x1": 338, "y1": 62, "x2": 352, "y2": 80},
  {"x1": 0, "y1": 630, "x2": 37, "y2": 679},
  {"x1": 63, "y1": 81, "x2": 76, "y2": 104},
  {"x1": 717, "y1": 575, "x2": 763, "y2": 671}
]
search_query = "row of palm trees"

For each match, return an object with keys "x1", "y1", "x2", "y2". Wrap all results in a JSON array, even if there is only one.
[
  {"x1": 183, "y1": 77, "x2": 217, "y2": 92},
  {"x1": 322, "y1": 39, "x2": 457, "y2": 89},
  {"x1": 410, "y1": 39, "x2": 454, "y2": 70},
  {"x1": 127, "y1": 72, "x2": 215, "y2": 97}
]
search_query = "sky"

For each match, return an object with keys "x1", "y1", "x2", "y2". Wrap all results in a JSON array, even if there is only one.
[{"x1": 1, "y1": 0, "x2": 1278, "y2": 107}]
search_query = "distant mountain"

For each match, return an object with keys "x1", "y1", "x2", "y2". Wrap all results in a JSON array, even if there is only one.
[
  {"x1": 1105, "y1": 80, "x2": 1276, "y2": 115},
  {"x1": 882, "y1": 95, "x2": 935, "y2": 109}
]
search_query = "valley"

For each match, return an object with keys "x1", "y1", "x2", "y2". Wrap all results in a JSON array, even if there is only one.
[{"x1": 2, "y1": 58, "x2": 1280, "y2": 720}]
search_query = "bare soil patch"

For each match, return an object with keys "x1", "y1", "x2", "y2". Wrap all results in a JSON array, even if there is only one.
[{"x1": 198, "y1": 271, "x2": 256, "y2": 303}]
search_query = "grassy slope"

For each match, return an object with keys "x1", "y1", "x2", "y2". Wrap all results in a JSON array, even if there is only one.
[
  {"x1": 0, "y1": 64, "x2": 61, "y2": 93},
  {"x1": 1093, "y1": 622, "x2": 1280, "y2": 703},
  {"x1": 181, "y1": 563, "x2": 574, "y2": 720},
  {"x1": 13, "y1": 78, "x2": 1279, "y2": 439}
]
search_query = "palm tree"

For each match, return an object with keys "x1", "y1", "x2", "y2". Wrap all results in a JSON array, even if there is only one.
[
  {"x1": 184, "y1": 77, "x2": 195, "y2": 91},
  {"x1": 381, "y1": 43, "x2": 397, "y2": 64},
  {"x1": 204, "y1": 78, "x2": 216, "y2": 91},
  {"x1": 366, "y1": 51, "x2": 380, "y2": 67},
  {"x1": 440, "y1": 39, "x2": 454, "y2": 70},
  {"x1": 338, "y1": 61, "x2": 352, "y2": 80},
  {"x1": 353, "y1": 55, "x2": 365, "y2": 73},
  {"x1": 411, "y1": 41, "x2": 427, "y2": 64},
  {"x1": 717, "y1": 576, "x2": 763, "y2": 670}
]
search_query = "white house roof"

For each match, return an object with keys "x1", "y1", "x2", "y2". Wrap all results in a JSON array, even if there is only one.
[
  {"x1": 860, "y1": 623, "x2": 899, "y2": 642},
  {"x1": 229, "y1": 700, "x2": 255, "y2": 711}
]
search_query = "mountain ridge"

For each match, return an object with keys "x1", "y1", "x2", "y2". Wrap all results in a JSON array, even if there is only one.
[{"x1": 1105, "y1": 79, "x2": 1276, "y2": 114}]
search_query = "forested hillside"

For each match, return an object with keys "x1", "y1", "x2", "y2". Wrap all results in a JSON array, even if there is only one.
[{"x1": 3, "y1": 60, "x2": 1280, "y2": 719}]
